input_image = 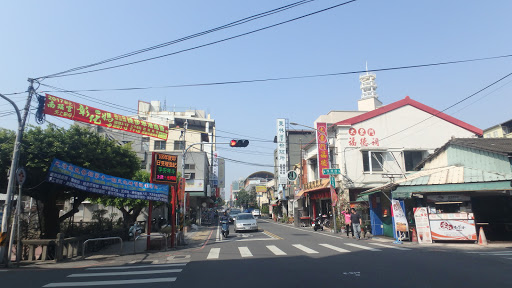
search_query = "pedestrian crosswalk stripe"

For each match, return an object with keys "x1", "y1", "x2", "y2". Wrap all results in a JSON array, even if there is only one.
[
  {"x1": 345, "y1": 243, "x2": 381, "y2": 251},
  {"x1": 267, "y1": 245, "x2": 286, "y2": 255},
  {"x1": 292, "y1": 244, "x2": 318, "y2": 254},
  {"x1": 319, "y1": 244, "x2": 350, "y2": 253},
  {"x1": 368, "y1": 242, "x2": 411, "y2": 250},
  {"x1": 207, "y1": 248, "x2": 220, "y2": 259},
  {"x1": 68, "y1": 269, "x2": 182, "y2": 278},
  {"x1": 467, "y1": 251, "x2": 512, "y2": 254},
  {"x1": 482, "y1": 253, "x2": 512, "y2": 256},
  {"x1": 86, "y1": 263, "x2": 186, "y2": 270},
  {"x1": 239, "y1": 247, "x2": 253, "y2": 257},
  {"x1": 43, "y1": 277, "x2": 177, "y2": 287}
]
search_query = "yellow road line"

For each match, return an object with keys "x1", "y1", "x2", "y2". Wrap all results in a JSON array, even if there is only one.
[{"x1": 262, "y1": 230, "x2": 283, "y2": 240}]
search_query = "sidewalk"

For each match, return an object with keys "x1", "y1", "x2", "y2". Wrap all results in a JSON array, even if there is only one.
[{"x1": 9, "y1": 225, "x2": 216, "y2": 270}]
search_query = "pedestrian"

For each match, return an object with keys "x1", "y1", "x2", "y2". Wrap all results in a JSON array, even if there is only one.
[
  {"x1": 350, "y1": 208, "x2": 363, "y2": 240},
  {"x1": 341, "y1": 209, "x2": 353, "y2": 238}
]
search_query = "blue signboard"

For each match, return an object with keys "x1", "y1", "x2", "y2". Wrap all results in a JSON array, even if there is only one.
[{"x1": 47, "y1": 158, "x2": 169, "y2": 202}]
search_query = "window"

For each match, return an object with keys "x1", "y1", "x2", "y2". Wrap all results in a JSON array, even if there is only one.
[
  {"x1": 174, "y1": 140, "x2": 185, "y2": 150},
  {"x1": 404, "y1": 151, "x2": 425, "y2": 171},
  {"x1": 184, "y1": 164, "x2": 196, "y2": 170},
  {"x1": 362, "y1": 151, "x2": 384, "y2": 172},
  {"x1": 154, "y1": 140, "x2": 166, "y2": 150}
]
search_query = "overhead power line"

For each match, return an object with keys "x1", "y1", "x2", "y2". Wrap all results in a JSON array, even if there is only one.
[
  {"x1": 39, "y1": 53, "x2": 512, "y2": 93},
  {"x1": 39, "y1": 0, "x2": 358, "y2": 79},
  {"x1": 36, "y1": 0, "x2": 317, "y2": 79}
]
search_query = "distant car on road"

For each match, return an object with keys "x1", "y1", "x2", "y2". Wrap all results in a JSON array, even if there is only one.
[
  {"x1": 252, "y1": 209, "x2": 261, "y2": 217},
  {"x1": 229, "y1": 209, "x2": 241, "y2": 223},
  {"x1": 234, "y1": 213, "x2": 258, "y2": 232}
]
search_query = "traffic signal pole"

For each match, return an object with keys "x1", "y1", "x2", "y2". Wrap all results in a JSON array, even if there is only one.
[{"x1": 0, "y1": 79, "x2": 35, "y2": 265}]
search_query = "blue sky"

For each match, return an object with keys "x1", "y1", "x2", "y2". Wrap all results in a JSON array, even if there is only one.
[{"x1": 1, "y1": 0, "x2": 511, "y2": 192}]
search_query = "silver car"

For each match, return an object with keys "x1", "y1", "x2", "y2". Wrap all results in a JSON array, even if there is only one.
[{"x1": 234, "y1": 213, "x2": 258, "y2": 232}]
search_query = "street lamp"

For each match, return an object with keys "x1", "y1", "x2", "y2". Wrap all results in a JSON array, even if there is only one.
[{"x1": 290, "y1": 122, "x2": 338, "y2": 233}]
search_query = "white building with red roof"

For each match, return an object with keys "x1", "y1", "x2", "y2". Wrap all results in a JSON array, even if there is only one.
[{"x1": 299, "y1": 73, "x2": 482, "y2": 235}]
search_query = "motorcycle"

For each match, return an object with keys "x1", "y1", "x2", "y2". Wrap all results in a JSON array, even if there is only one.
[
  {"x1": 312, "y1": 214, "x2": 324, "y2": 231},
  {"x1": 128, "y1": 223, "x2": 142, "y2": 240},
  {"x1": 221, "y1": 218, "x2": 230, "y2": 238}
]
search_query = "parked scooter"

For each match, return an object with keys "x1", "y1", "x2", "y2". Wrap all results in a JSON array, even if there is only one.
[
  {"x1": 128, "y1": 223, "x2": 142, "y2": 240},
  {"x1": 312, "y1": 214, "x2": 324, "y2": 231}
]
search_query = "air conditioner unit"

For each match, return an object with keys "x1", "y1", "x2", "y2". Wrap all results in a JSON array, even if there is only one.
[{"x1": 184, "y1": 173, "x2": 192, "y2": 180}]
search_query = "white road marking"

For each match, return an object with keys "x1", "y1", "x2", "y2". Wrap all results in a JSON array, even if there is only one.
[
  {"x1": 86, "y1": 263, "x2": 186, "y2": 270},
  {"x1": 466, "y1": 251, "x2": 512, "y2": 254},
  {"x1": 207, "y1": 248, "x2": 220, "y2": 259},
  {"x1": 269, "y1": 221, "x2": 345, "y2": 240},
  {"x1": 238, "y1": 247, "x2": 253, "y2": 257},
  {"x1": 371, "y1": 238, "x2": 392, "y2": 243},
  {"x1": 216, "y1": 224, "x2": 221, "y2": 242},
  {"x1": 237, "y1": 238, "x2": 278, "y2": 242},
  {"x1": 68, "y1": 269, "x2": 182, "y2": 277},
  {"x1": 152, "y1": 260, "x2": 159, "y2": 264},
  {"x1": 368, "y1": 242, "x2": 411, "y2": 250},
  {"x1": 293, "y1": 244, "x2": 319, "y2": 254},
  {"x1": 319, "y1": 244, "x2": 350, "y2": 253},
  {"x1": 345, "y1": 243, "x2": 381, "y2": 251},
  {"x1": 267, "y1": 245, "x2": 287, "y2": 255},
  {"x1": 483, "y1": 253, "x2": 512, "y2": 256},
  {"x1": 43, "y1": 277, "x2": 177, "y2": 287},
  {"x1": 0, "y1": 270, "x2": 7, "y2": 272}
]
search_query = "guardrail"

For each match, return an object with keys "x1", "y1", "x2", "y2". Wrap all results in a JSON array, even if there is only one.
[
  {"x1": 82, "y1": 237, "x2": 123, "y2": 259},
  {"x1": 134, "y1": 234, "x2": 167, "y2": 254},
  {"x1": 22, "y1": 234, "x2": 82, "y2": 263}
]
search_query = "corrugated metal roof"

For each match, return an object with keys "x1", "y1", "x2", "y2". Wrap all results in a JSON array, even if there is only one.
[{"x1": 362, "y1": 165, "x2": 512, "y2": 195}]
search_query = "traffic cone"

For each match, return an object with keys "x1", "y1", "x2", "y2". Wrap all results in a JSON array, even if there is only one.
[{"x1": 478, "y1": 227, "x2": 487, "y2": 246}]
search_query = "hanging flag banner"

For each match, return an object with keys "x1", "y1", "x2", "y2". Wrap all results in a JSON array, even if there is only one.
[
  {"x1": 43, "y1": 94, "x2": 168, "y2": 140},
  {"x1": 47, "y1": 158, "x2": 169, "y2": 202},
  {"x1": 316, "y1": 122, "x2": 329, "y2": 179}
]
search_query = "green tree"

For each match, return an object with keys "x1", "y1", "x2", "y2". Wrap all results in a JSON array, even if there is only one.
[
  {"x1": 0, "y1": 128, "x2": 16, "y2": 192},
  {"x1": 91, "y1": 170, "x2": 150, "y2": 228},
  {"x1": 17, "y1": 124, "x2": 141, "y2": 239},
  {"x1": 234, "y1": 188, "x2": 256, "y2": 209}
]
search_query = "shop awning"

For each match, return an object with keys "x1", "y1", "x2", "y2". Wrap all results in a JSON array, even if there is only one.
[
  {"x1": 362, "y1": 165, "x2": 512, "y2": 198},
  {"x1": 301, "y1": 179, "x2": 330, "y2": 195}
]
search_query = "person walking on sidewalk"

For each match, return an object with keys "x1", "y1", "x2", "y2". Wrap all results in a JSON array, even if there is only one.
[
  {"x1": 350, "y1": 208, "x2": 363, "y2": 240},
  {"x1": 341, "y1": 209, "x2": 353, "y2": 238}
]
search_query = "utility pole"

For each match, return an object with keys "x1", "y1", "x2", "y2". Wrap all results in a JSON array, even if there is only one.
[{"x1": 0, "y1": 79, "x2": 35, "y2": 265}]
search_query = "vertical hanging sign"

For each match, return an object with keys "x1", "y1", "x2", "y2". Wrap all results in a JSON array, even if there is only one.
[
  {"x1": 316, "y1": 122, "x2": 329, "y2": 179},
  {"x1": 276, "y1": 119, "x2": 287, "y2": 185}
]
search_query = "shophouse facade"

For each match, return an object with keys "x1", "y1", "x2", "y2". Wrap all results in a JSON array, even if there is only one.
[{"x1": 362, "y1": 138, "x2": 512, "y2": 242}]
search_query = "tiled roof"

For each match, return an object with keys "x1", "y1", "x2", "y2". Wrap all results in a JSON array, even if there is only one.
[{"x1": 332, "y1": 96, "x2": 483, "y2": 136}]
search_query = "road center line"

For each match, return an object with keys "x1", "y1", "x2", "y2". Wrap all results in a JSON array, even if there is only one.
[
  {"x1": 68, "y1": 269, "x2": 182, "y2": 278},
  {"x1": 293, "y1": 244, "x2": 319, "y2": 254},
  {"x1": 43, "y1": 277, "x2": 177, "y2": 287},
  {"x1": 238, "y1": 246, "x2": 253, "y2": 257}
]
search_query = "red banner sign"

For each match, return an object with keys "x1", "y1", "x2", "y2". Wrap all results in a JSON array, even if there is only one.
[
  {"x1": 44, "y1": 94, "x2": 168, "y2": 140},
  {"x1": 316, "y1": 122, "x2": 329, "y2": 179}
]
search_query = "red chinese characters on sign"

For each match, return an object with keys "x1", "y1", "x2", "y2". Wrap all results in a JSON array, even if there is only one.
[
  {"x1": 316, "y1": 122, "x2": 329, "y2": 179},
  {"x1": 347, "y1": 127, "x2": 379, "y2": 147},
  {"x1": 44, "y1": 94, "x2": 168, "y2": 140}
]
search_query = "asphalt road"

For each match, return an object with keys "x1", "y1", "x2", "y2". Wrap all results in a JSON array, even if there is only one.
[{"x1": 3, "y1": 218, "x2": 512, "y2": 288}]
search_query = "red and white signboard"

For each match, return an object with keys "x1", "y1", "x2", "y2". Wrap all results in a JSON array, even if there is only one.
[
  {"x1": 413, "y1": 207, "x2": 432, "y2": 244},
  {"x1": 44, "y1": 94, "x2": 168, "y2": 140},
  {"x1": 316, "y1": 122, "x2": 329, "y2": 179},
  {"x1": 429, "y1": 219, "x2": 477, "y2": 241}
]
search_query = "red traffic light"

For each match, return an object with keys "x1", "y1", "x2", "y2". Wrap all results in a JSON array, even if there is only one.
[{"x1": 229, "y1": 139, "x2": 249, "y2": 147}]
